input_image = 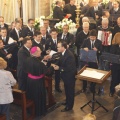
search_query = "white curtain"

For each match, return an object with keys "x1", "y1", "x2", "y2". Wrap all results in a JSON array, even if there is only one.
[{"x1": 0, "y1": 0, "x2": 20, "y2": 24}]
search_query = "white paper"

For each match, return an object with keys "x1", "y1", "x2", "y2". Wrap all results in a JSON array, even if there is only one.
[
  {"x1": 97, "y1": 30, "x2": 102, "y2": 40},
  {"x1": 49, "y1": 50, "x2": 57, "y2": 56},
  {"x1": 80, "y1": 70, "x2": 105, "y2": 79},
  {"x1": 8, "y1": 37, "x2": 15, "y2": 44}
]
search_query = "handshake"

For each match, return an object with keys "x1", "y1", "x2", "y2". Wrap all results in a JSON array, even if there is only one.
[{"x1": 51, "y1": 64, "x2": 59, "y2": 70}]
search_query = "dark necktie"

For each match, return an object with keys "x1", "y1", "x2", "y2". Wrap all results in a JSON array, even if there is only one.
[
  {"x1": 91, "y1": 41, "x2": 94, "y2": 49},
  {"x1": 63, "y1": 35, "x2": 66, "y2": 40}
]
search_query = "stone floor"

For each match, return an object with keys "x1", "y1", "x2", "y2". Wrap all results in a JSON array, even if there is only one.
[{"x1": 10, "y1": 77, "x2": 115, "y2": 120}]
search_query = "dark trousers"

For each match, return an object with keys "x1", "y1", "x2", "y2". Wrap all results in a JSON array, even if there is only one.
[
  {"x1": 110, "y1": 65, "x2": 120, "y2": 94},
  {"x1": 63, "y1": 74, "x2": 75, "y2": 109},
  {"x1": 55, "y1": 70, "x2": 60, "y2": 89},
  {"x1": 0, "y1": 104, "x2": 10, "y2": 120}
]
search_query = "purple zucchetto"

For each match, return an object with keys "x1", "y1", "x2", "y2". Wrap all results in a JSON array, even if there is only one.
[{"x1": 30, "y1": 46, "x2": 37, "y2": 54}]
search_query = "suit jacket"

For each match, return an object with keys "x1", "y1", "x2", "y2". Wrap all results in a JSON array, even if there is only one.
[
  {"x1": 60, "y1": 49, "x2": 76, "y2": 82},
  {"x1": 17, "y1": 46, "x2": 30, "y2": 78},
  {"x1": 53, "y1": 6, "x2": 66, "y2": 21},
  {"x1": 45, "y1": 38, "x2": 61, "y2": 52},
  {"x1": 58, "y1": 32, "x2": 74, "y2": 47},
  {"x1": 22, "y1": 26, "x2": 34, "y2": 38},
  {"x1": 109, "y1": 7, "x2": 120, "y2": 14},
  {"x1": 0, "y1": 36, "x2": 9, "y2": 45},
  {"x1": 0, "y1": 23, "x2": 8, "y2": 30},
  {"x1": 63, "y1": 4, "x2": 76, "y2": 22},
  {"x1": 41, "y1": 34, "x2": 51, "y2": 45},
  {"x1": 81, "y1": 38, "x2": 102, "y2": 57},
  {"x1": 85, "y1": 6, "x2": 102, "y2": 19}
]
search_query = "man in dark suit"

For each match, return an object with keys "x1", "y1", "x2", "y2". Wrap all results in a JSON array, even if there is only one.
[
  {"x1": 85, "y1": 1, "x2": 102, "y2": 20},
  {"x1": 9, "y1": 21, "x2": 24, "y2": 70},
  {"x1": 40, "y1": 26, "x2": 51, "y2": 45},
  {"x1": 32, "y1": 31, "x2": 46, "y2": 56},
  {"x1": 109, "y1": 1, "x2": 120, "y2": 14},
  {"x1": 17, "y1": 38, "x2": 32, "y2": 91},
  {"x1": 81, "y1": 29, "x2": 102, "y2": 92},
  {"x1": 43, "y1": 19, "x2": 51, "y2": 34},
  {"x1": 0, "y1": 16, "x2": 8, "y2": 31},
  {"x1": 0, "y1": 28, "x2": 10, "y2": 45},
  {"x1": 106, "y1": 0, "x2": 114, "y2": 10},
  {"x1": 58, "y1": 24, "x2": 74, "y2": 52},
  {"x1": 45, "y1": 28, "x2": 61, "y2": 92},
  {"x1": 63, "y1": 0, "x2": 76, "y2": 22},
  {"x1": 52, "y1": 41, "x2": 76, "y2": 112},
  {"x1": 53, "y1": 1, "x2": 66, "y2": 21},
  {"x1": 22, "y1": 19, "x2": 35, "y2": 39}
]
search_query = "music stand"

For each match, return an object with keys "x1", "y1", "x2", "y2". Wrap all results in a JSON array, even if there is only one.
[
  {"x1": 76, "y1": 66, "x2": 111, "y2": 114},
  {"x1": 80, "y1": 49, "x2": 97, "y2": 63},
  {"x1": 101, "y1": 52, "x2": 120, "y2": 64}
]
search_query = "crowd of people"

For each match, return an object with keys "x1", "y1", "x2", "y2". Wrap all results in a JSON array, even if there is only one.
[{"x1": 0, "y1": 0, "x2": 120, "y2": 119}]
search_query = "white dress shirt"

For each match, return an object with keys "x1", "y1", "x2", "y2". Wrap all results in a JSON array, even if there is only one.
[{"x1": 0, "y1": 69, "x2": 16, "y2": 104}]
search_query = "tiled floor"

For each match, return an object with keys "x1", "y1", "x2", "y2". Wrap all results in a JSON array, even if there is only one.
[{"x1": 10, "y1": 78, "x2": 115, "y2": 120}]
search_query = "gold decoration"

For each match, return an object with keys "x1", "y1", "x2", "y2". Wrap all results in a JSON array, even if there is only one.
[{"x1": 75, "y1": 4, "x2": 81, "y2": 27}]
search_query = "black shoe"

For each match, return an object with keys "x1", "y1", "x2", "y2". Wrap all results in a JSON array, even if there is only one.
[
  {"x1": 109, "y1": 93, "x2": 114, "y2": 97},
  {"x1": 61, "y1": 102, "x2": 66, "y2": 106},
  {"x1": 55, "y1": 88, "x2": 62, "y2": 93},
  {"x1": 61, "y1": 107, "x2": 72, "y2": 112}
]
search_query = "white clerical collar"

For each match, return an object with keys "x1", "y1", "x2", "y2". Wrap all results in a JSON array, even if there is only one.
[
  {"x1": 34, "y1": 39, "x2": 40, "y2": 44},
  {"x1": 52, "y1": 38, "x2": 57, "y2": 42},
  {"x1": 83, "y1": 30, "x2": 88, "y2": 35},
  {"x1": 62, "y1": 49, "x2": 66, "y2": 56},
  {"x1": 24, "y1": 45, "x2": 30, "y2": 51}
]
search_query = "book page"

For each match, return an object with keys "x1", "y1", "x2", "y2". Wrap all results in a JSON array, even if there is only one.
[
  {"x1": 80, "y1": 70, "x2": 105, "y2": 79},
  {"x1": 49, "y1": 50, "x2": 57, "y2": 56},
  {"x1": 8, "y1": 37, "x2": 15, "y2": 44}
]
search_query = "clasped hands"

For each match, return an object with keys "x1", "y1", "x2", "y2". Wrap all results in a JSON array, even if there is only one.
[{"x1": 84, "y1": 47, "x2": 98, "y2": 51}]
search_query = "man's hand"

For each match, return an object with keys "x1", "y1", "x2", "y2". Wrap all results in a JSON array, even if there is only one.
[
  {"x1": 6, "y1": 54, "x2": 12, "y2": 59},
  {"x1": 43, "y1": 55, "x2": 51, "y2": 60},
  {"x1": 84, "y1": 47, "x2": 89, "y2": 51},
  {"x1": 51, "y1": 64, "x2": 59, "y2": 70},
  {"x1": 93, "y1": 47, "x2": 97, "y2": 51},
  {"x1": 46, "y1": 50, "x2": 51, "y2": 54},
  {"x1": 19, "y1": 37, "x2": 24, "y2": 41},
  {"x1": 67, "y1": 14, "x2": 72, "y2": 18}
]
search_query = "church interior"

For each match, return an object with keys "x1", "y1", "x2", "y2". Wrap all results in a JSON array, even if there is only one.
[{"x1": 0, "y1": 0, "x2": 120, "y2": 120}]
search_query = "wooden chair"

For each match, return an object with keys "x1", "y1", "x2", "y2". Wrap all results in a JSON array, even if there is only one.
[
  {"x1": 0, "y1": 114, "x2": 6, "y2": 120},
  {"x1": 12, "y1": 89, "x2": 35, "y2": 120}
]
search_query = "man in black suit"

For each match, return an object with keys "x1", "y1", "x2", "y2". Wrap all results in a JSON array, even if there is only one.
[
  {"x1": 32, "y1": 31, "x2": 46, "y2": 56},
  {"x1": 53, "y1": 1, "x2": 66, "y2": 21},
  {"x1": 0, "y1": 28, "x2": 10, "y2": 45},
  {"x1": 22, "y1": 19, "x2": 35, "y2": 39},
  {"x1": 52, "y1": 41, "x2": 76, "y2": 112},
  {"x1": 63, "y1": 0, "x2": 76, "y2": 22},
  {"x1": 17, "y1": 38, "x2": 32, "y2": 91},
  {"x1": 109, "y1": 1, "x2": 120, "y2": 14},
  {"x1": 0, "y1": 16, "x2": 8, "y2": 31},
  {"x1": 58, "y1": 24, "x2": 74, "y2": 52},
  {"x1": 9, "y1": 21, "x2": 24, "y2": 70},
  {"x1": 81, "y1": 29, "x2": 102, "y2": 92},
  {"x1": 43, "y1": 19, "x2": 51, "y2": 34},
  {"x1": 45, "y1": 28, "x2": 61, "y2": 92},
  {"x1": 85, "y1": 1, "x2": 102, "y2": 20},
  {"x1": 40, "y1": 26, "x2": 51, "y2": 45}
]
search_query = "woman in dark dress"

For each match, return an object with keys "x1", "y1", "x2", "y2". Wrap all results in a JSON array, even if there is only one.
[
  {"x1": 110, "y1": 32, "x2": 120, "y2": 97},
  {"x1": 25, "y1": 46, "x2": 54, "y2": 116}
]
